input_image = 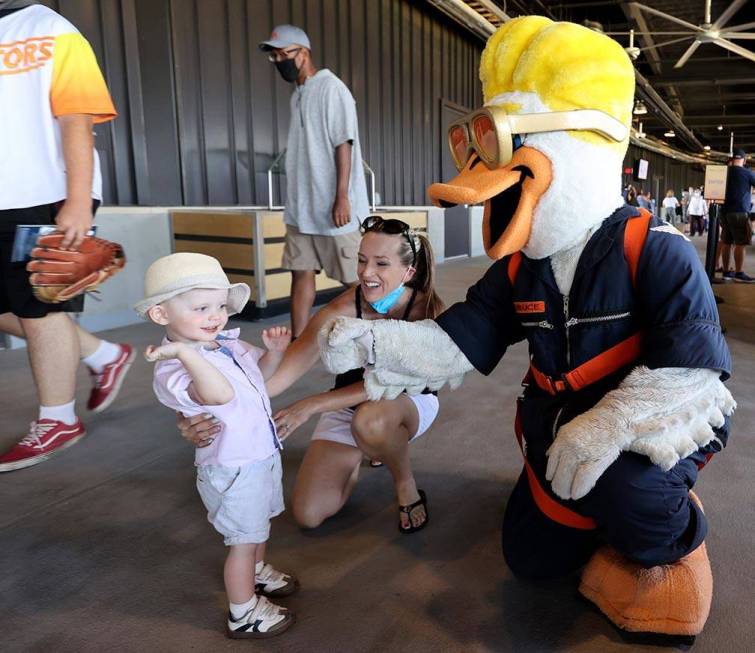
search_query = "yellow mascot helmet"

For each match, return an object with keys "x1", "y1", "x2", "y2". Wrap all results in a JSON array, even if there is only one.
[{"x1": 480, "y1": 16, "x2": 635, "y2": 153}]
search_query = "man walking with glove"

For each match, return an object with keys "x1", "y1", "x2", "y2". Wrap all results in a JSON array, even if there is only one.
[{"x1": 0, "y1": 1, "x2": 133, "y2": 471}]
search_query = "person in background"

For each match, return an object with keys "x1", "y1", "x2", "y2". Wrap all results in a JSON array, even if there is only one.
[
  {"x1": 662, "y1": 189, "x2": 680, "y2": 224},
  {"x1": 720, "y1": 148, "x2": 755, "y2": 283},
  {"x1": 681, "y1": 187, "x2": 692, "y2": 224},
  {"x1": 646, "y1": 191, "x2": 656, "y2": 217},
  {"x1": 625, "y1": 185, "x2": 639, "y2": 207},
  {"x1": 701, "y1": 188, "x2": 709, "y2": 233},
  {"x1": 636, "y1": 189, "x2": 650, "y2": 211},
  {"x1": 259, "y1": 25, "x2": 370, "y2": 338},
  {"x1": 687, "y1": 187, "x2": 708, "y2": 237},
  {"x1": 0, "y1": 1, "x2": 133, "y2": 472}
]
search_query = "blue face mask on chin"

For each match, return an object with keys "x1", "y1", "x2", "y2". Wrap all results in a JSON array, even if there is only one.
[{"x1": 369, "y1": 283, "x2": 406, "y2": 314}]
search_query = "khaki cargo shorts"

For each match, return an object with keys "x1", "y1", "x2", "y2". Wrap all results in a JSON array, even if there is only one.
[
  {"x1": 281, "y1": 224, "x2": 360, "y2": 284},
  {"x1": 720, "y1": 212, "x2": 753, "y2": 246}
]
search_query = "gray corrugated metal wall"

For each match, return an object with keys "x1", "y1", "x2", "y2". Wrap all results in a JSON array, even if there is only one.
[{"x1": 43, "y1": 0, "x2": 483, "y2": 207}]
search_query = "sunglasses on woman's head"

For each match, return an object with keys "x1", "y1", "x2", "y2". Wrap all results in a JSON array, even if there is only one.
[
  {"x1": 361, "y1": 215, "x2": 412, "y2": 234},
  {"x1": 360, "y1": 216, "x2": 417, "y2": 265}
]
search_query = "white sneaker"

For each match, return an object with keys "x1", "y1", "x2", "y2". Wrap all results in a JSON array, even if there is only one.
[
  {"x1": 256, "y1": 563, "x2": 299, "y2": 597},
  {"x1": 226, "y1": 595, "x2": 294, "y2": 639}
]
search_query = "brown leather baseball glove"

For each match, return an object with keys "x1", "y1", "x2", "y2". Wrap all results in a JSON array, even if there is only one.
[{"x1": 26, "y1": 233, "x2": 126, "y2": 304}]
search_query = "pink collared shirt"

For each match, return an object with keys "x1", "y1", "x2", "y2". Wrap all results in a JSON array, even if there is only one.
[{"x1": 152, "y1": 329, "x2": 281, "y2": 467}]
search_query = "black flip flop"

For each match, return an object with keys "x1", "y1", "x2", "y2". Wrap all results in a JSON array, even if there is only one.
[{"x1": 398, "y1": 489, "x2": 428, "y2": 534}]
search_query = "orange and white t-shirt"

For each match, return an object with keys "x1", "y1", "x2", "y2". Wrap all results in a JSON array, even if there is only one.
[{"x1": 0, "y1": 5, "x2": 117, "y2": 210}]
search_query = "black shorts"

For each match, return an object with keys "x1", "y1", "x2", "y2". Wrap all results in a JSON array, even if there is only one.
[
  {"x1": 0, "y1": 201, "x2": 99, "y2": 318},
  {"x1": 720, "y1": 211, "x2": 753, "y2": 246}
]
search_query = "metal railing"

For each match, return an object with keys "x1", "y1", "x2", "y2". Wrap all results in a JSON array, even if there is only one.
[
  {"x1": 267, "y1": 149, "x2": 377, "y2": 211},
  {"x1": 362, "y1": 159, "x2": 377, "y2": 212},
  {"x1": 266, "y1": 150, "x2": 287, "y2": 210}
]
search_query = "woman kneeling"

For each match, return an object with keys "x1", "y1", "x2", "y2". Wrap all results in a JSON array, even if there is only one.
[{"x1": 275, "y1": 217, "x2": 443, "y2": 534}]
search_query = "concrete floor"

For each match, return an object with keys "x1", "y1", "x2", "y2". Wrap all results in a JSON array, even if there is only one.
[{"x1": 1, "y1": 239, "x2": 753, "y2": 653}]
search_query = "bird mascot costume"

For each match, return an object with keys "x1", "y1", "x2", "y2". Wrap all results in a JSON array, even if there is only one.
[{"x1": 322, "y1": 15, "x2": 735, "y2": 639}]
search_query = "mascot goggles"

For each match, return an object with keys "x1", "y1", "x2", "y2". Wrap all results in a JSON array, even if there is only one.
[
  {"x1": 361, "y1": 215, "x2": 417, "y2": 266},
  {"x1": 447, "y1": 105, "x2": 628, "y2": 171}
]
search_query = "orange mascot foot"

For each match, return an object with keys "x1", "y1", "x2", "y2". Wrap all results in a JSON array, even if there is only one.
[{"x1": 579, "y1": 494, "x2": 712, "y2": 637}]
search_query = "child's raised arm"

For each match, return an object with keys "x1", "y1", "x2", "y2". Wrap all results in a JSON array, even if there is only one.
[
  {"x1": 257, "y1": 326, "x2": 292, "y2": 380},
  {"x1": 145, "y1": 343, "x2": 234, "y2": 406}
]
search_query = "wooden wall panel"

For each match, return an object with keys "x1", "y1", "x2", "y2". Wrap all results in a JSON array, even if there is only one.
[
  {"x1": 266, "y1": 271, "x2": 342, "y2": 301},
  {"x1": 173, "y1": 241, "x2": 254, "y2": 271},
  {"x1": 263, "y1": 243, "x2": 285, "y2": 269},
  {"x1": 172, "y1": 213, "x2": 254, "y2": 237}
]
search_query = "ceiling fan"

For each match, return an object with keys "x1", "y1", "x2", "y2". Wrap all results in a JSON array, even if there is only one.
[{"x1": 628, "y1": 0, "x2": 755, "y2": 68}]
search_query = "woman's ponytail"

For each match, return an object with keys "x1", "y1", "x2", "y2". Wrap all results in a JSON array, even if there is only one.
[{"x1": 408, "y1": 233, "x2": 445, "y2": 319}]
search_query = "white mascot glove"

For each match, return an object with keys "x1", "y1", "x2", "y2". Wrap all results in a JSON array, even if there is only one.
[
  {"x1": 319, "y1": 317, "x2": 474, "y2": 401},
  {"x1": 546, "y1": 367, "x2": 735, "y2": 501},
  {"x1": 546, "y1": 403, "x2": 630, "y2": 502},
  {"x1": 318, "y1": 317, "x2": 374, "y2": 373},
  {"x1": 626, "y1": 369, "x2": 734, "y2": 468},
  {"x1": 364, "y1": 368, "x2": 434, "y2": 401}
]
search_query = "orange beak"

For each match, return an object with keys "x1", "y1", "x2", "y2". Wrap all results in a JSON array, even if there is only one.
[{"x1": 428, "y1": 147, "x2": 552, "y2": 260}]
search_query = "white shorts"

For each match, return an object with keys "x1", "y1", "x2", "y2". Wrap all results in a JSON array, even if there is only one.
[
  {"x1": 196, "y1": 451, "x2": 284, "y2": 546},
  {"x1": 311, "y1": 393, "x2": 439, "y2": 448}
]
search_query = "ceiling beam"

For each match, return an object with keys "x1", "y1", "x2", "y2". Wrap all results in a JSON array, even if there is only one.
[
  {"x1": 677, "y1": 120, "x2": 755, "y2": 128},
  {"x1": 682, "y1": 95, "x2": 755, "y2": 106},
  {"x1": 702, "y1": 131, "x2": 755, "y2": 135},
  {"x1": 649, "y1": 73, "x2": 755, "y2": 87},
  {"x1": 641, "y1": 114, "x2": 754, "y2": 123},
  {"x1": 548, "y1": 1, "x2": 627, "y2": 8},
  {"x1": 699, "y1": 128, "x2": 755, "y2": 134},
  {"x1": 671, "y1": 113, "x2": 754, "y2": 120},
  {"x1": 639, "y1": 55, "x2": 749, "y2": 66},
  {"x1": 686, "y1": 93, "x2": 755, "y2": 100},
  {"x1": 700, "y1": 128, "x2": 755, "y2": 133},
  {"x1": 626, "y1": 3, "x2": 662, "y2": 75},
  {"x1": 623, "y1": 1, "x2": 684, "y2": 114},
  {"x1": 423, "y1": 0, "x2": 497, "y2": 40},
  {"x1": 634, "y1": 69, "x2": 703, "y2": 150}
]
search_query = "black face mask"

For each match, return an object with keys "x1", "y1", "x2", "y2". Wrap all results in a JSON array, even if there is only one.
[{"x1": 275, "y1": 58, "x2": 300, "y2": 83}]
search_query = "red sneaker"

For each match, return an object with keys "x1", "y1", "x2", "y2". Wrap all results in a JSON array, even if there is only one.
[
  {"x1": 87, "y1": 344, "x2": 135, "y2": 413},
  {"x1": 0, "y1": 419, "x2": 86, "y2": 472}
]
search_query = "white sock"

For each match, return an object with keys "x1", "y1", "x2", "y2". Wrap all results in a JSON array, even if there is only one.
[
  {"x1": 82, "y1": 341, "x2": 120, "y2": 373},
  {"x1": 39, "y1": 400, "x2": 77, "y2": 425},
  {"x1": 229, "y1": 594, "x2": 258, "y2": 620},
  {"x1": 255, "y1": 560, "x2": 264, "y2": 576}
]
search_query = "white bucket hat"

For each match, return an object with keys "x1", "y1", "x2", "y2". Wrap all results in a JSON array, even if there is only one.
[{"x1": 134, "y1": 252, "x2": 250, "y2": 318}]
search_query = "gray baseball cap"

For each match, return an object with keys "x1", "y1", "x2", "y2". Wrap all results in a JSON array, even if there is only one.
[{"x1": 259, "y1": 24, "x2": 311, "y2": 52}]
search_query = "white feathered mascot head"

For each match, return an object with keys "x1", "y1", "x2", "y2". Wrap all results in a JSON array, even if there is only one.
[{"x1": 429, "y1": 16, "x2": 635, "y2": 260}]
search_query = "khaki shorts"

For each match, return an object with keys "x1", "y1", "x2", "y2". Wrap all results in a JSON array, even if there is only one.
[
  {"x1": 281, "y1": 224, "x2": 360, "y2": 284},
  {"x1": 720, "y1": 212, "x2": 753, "y2": 246}
]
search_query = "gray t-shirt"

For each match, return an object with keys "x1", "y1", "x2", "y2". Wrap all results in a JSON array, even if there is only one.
[{"x1": 284, "y1": 69, "x2": 370, "y2": 236}]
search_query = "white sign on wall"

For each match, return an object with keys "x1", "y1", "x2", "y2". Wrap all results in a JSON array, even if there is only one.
[{"x1": 704, "y1": 165, "x2": 728, "y2": 202}]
